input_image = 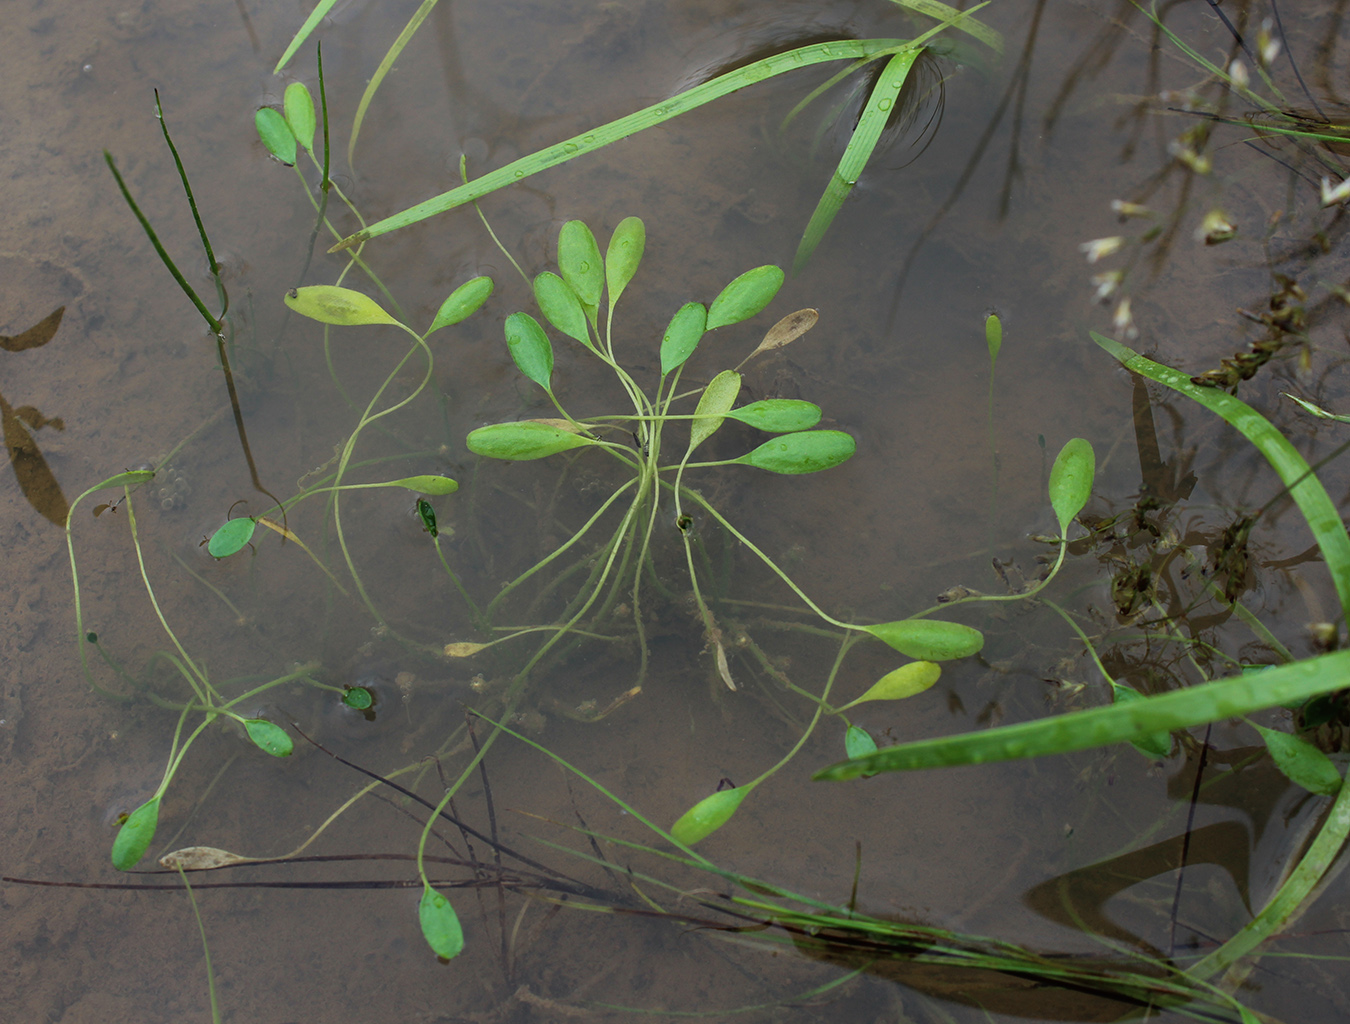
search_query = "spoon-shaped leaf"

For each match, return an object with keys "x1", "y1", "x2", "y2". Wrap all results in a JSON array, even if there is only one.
[
  {"x1": 283, "y1": 82, "x2": 316, "y2": 155},
  {"x1": 1111, "y1": 682, "x2": 1172, "y2": 759},
  {"x1": 111, "y1": 796, "x2": 161, "y2": 870},
  {"x1": 739, "y1": 308, "x2": 818, "y2": 366},
  {"x1": 444, "y1": 641, "x2": 490, "y2": 657},
  {"x1": 606, "y1": 216, "x2": 645, "y2": 309},
  {"x1": 504, "y1": 312, "x2": 554, "y2": 391},
  {"x1": 733, "y1": 430, "x2": 855, "y2": 474},
  {"x1": 533, "y1": 273, "x2": 591, "y2": 348},
  {"x1": 660, "y1": 302, "x2": 707, "y2": 375},
  {"x1": 1252, "y1": 722, "x2": 1342, "y2": 795},
  {"x1": 159, "y1": 846, "x2": 253, "y2": 871},
  {"x1": 687, "y1": 370, "x2": 741, "y2": 456},
  {"x1": 844, "y1": 725, "x2": 878, "y2": 760},
  {"x1": 670, "y1": 785, "x2": 750, "y2": 846},
  {"x1": 986, "y1": 312, "x2": 1003, "y2": 364},
  {"x1": 428, "y1": 275, "x2": 493, "y2": 335},
  {"x1": 342, "y1": 686, "x2": 374, "y2": 710},
  {"x1": 390, "y1": 475, "x2": 458, "y2": 495},
  {"x1": 467, "y1": 421, "x2": 596, "y2": 461},
  {"x1": 707, "y1": 265, "x2": 784, "y2": 330},
  {"x1": 242, "y1": 718, "x2": 293, "y2": 757},
  {"x1": 843, "y1": 662, "x2": 941, "y2": 709},
  {"x1": 725, "y1": 400, "x2": 822, "y2": 433},
  {"x1": 208, "y1": 517, "x2": 257, "y2": 558},
  {"x1": 284, "y1": 285, "x2": 398, "y2": 326},
  {"x1": 558, "y1": 221, "x2": 603, "y2": 308},
  {"x1": 255, "y1": 107, "x2": 296, "y2": 165},
  {"x1": 864, "y1": 619, "x2": 984, "y2": 661},
  {"x1": 1049, "y1": 437, "x2": 1095, "y2": 535},
  {"x1": 419, "y1": 885, "x2": 465, "y2": 959}
]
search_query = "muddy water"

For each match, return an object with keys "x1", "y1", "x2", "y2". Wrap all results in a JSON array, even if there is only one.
[{"x1": 3, "y1": 1, "x2": 1350, "y2": 1021}]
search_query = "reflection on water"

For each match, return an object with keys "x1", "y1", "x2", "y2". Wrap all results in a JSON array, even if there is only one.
[{"x1": 4, "y1": 0, "x2": 1350, "y2": 1021}]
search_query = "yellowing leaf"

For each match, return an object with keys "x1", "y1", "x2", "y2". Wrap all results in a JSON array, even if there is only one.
[
  {"x1": 284, "y1": 285, "x2": 398, "y2": 326},
  {"x1": 444, "y1": 642, "x2": 489, "y2": 657}
]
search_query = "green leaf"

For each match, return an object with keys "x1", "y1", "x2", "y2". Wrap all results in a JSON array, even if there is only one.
[
  {"x1": 416, "y1": 498, "x2": 438, "y2": 537},
  {"x1": 242, "y1": 718, "x2": 293, "y2": 757},
  {"x1": 733, "y1": 429, "x2": 856, "y2": 474},
  {"x1": 390, "y1": 475, "x2": 458, "y2": 495},
  {"x1": 1096, "y1": 333, "x2": 1350, "y2": 621},
  {"x1": 111, "y1": 796, "x2": 161, "y2": 871},
  {"x1": 1252, "y1": 722, "x2": 1342, "y2": 795},
  {"x1": 848, "y1": 662, "x2": 941, "y2": 706},
  {"x1": 343, "y1": 686, "x2": 374, "y2": 710},
  {"x1": 533, "y1": 273, "x2": 591, "y2": 348},
  {"x1": 670, "y1": 785, "x2": 750, "y2": 846},
  {"x1": 659, "y1": 302, "x2": 708, "y2": 376},
  {"x1": 1049, "y1": 437, "x2": 1094, "y2": 535},
  {"x1": 863, "y1": 619, "x2": 984, "y2": 661},
  {"x1": 428, "y1": 275, "x2": 493, "y2": 335},
  {"x1": 605, "y1": 216, "x2": 645, "y2": 309},
  {"x1": 1111, "y1": 682, "x2": 1173, "y2": 759},
  {"x1": 815, "y1": 648, "x2": 1350, "y2": 780},
  {"x1": 706, "y1": 266, "x2": 784, "y2": 330},
  {"x1": 504, "y1": 312, "x2": 554, "y2": 391},
  {"x1": 844, "y1": 725, "x2": 879, "y2": 760},
  {"x1": 986, "y1": 312, "x2": 1002, "y2": 363},
  {"x1": 255, "y1": 107, "x2": 297, "y2": 165},
  {"x1": 283, "y1": 82, "x2": 316, "y2": 155},
  {"x1": 284, "y1": 285, "x2": 398, "y2": 326},
  {"x1": 208, "y1": 517, "x2": 257, "y2": 558},
  {"x1": 1282, "y1": 393, "x2": 1350, "y2": 423},
  {"x1": 418, "y1": 885, "x2": 465, "y2": 959},
  {"x1": 467, "y1": 420, "x2": 597, "y2": 461},
  {"x1": 687, "y1": 370, "x2": 742, "y2": 456},
  {"x1": 558, "y1": 221, "x2": 603, "y2": 308},
  {"x1": 726, "y1": 400, "x2": 822, "y2": 433}
]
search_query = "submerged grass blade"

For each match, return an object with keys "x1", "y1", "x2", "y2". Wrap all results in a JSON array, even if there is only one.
[
  {"x1": 1092, "y1": 333, "x2": 1350, "y2": 619},
  {"x1": 331, "y1": 38, "x2": 908, "y2": 250},
  {"x1": 273, "y1": 0, "x2": 341, "y2": 73},
  {"x1": 794, "y1": 49, "x2": 920, "y2": 272},
  {"x1": 814, "y1": 649, "x2": 1350, "y2": 778},
  {"x1": 347, "y1": 0, "x2": 441, "y2": 166}
]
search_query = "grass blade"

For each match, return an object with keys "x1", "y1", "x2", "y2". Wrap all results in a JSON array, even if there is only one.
[
  {"x1": 814, "y1": 649, "x2": 1350, "y2": 779},
  {"x1": 331, "y1": 38, "x2": 908, "y2": 250},
  {"x1": 1092, "y1": 333, "x2": 1350, "y2": 620},
  {"x1": 794, "y1": 49, "x2": 921, "y2": 272},
  {"x1": 273, "y1": 0, "x2": 342, "y2": 73},
  {"x1": 348, "y1": 0, "x2": 441, "y2": 166}
]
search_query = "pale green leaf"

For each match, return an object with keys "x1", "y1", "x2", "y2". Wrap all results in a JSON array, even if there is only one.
[
  {"x1": 660, "y1": 302, "x2": 707, "y2": 375},
  {"x1": 558, "y1": 221, "x2": 603, "y2": 307},
  {"x1": 1253, "y1": 722, "x2": 1342, "y2": 795},
  {"x1": 863, "y1": 619, "x2": 984, "y2": 661},
  {"x1": 504, "y1": 312, "x2": 554, "y2": 391},
  {"x1": 242, "y1": 718, "x2": 293, "y2": 757},
  {"x1": 734, "y1": 430, "x2": 855, "y2": 474},
  {"x1": 533, "y1": 273, "x2": 590, "y2": 348},
  {"x1": 111, "y1": 796, "x2": 161, "y2": 871},
  {"x1": 255, "y1": 107, "x2": 296, "y2": 165},
  {"x1": 467, "y1": 421, "x2": 597, "y2": 461},
  {"x1": 418, "y1": 885, "x2": 465, "y2": 959},
  {"x1": 687, "y1": 370, "x2": 742, "y2": 456},
  {"x1": 605, "y1": 216, "x2": 645, "y2": 309},
  {"x1": 283, "y1": 82, "x2": 316, "y2": 155},
  {"x1": 208, "y1": 517, "x2": 257, "y2": 558},
  {"x1": 1049, "y1": 437, "x2": 1094, "y2": 535},
  {"x1": 707, "y1": 266, "x2": 784, "y2": 330},
  {"x1": 428, "y1": 276, "x2": 493, "y2": 335},
  {"x1": 284, "y1": 285, "x2": 398, "y2": 326},
  {"x1": 670, "y1": 786, "x2": 749, "y2": 846}
]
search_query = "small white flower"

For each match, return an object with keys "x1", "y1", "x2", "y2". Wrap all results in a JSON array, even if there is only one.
[
  {"x1": 1321, "y1": 176, "x2": 1350, "y2": 206},
  {"x1": 1258, "y1": 20, "x2": 1281, "y2": 66},
  {"x1": 1110, "y1": 200, "x2": 1152, "y2": 218},
  {"x1": 1080, "y1": 236, "x2": 1124, "y2": 263},
  {"x1": 1091, "y1": 270, "x2": 1123, "y2": 303},
  {"x1": 1113, "y1": 298, "x2": 1138, "y2": 339},
  {"x1": 1228, "y1": 59, "x2": 1249, "y2": 90},
  {"x1": 1196, "y1": 209, "x2": 1236, "y2": 244}
]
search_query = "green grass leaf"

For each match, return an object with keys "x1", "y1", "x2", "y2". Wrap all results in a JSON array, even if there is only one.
[
  {"x1": 255, "y1": 107, "x2": 296, "y2": 166},
  {"x1": 1093, "y1": 333, "x2": 1350, "y2": 620},
  {"x1": 242, "y1": 719, "x2": 293, "y2": 757},
  {"x1": 284, "y1": 285, "x2": 398, "y2": 326},
  {"x1": 863, "y1": 619, "x2": 984, "y2": 660},
  {"x1": 208, "y1": 517, "x2": 257, "y2": 558},
  {"x1": 659, "y1": 302, "x2": 707, "y2": 375},
  {"x1": 707, "y1": 266, "x2": 785, "y2": 330},
  {"x1": 467, "y1": 421, "x2": 596, "y2": 461},
  {"x1": 1049, "y1": 437, "x2": 1094, "y2": 535},
  {"x1": 418, "y1": 885, "x2": 464, "y2": 959},
  {"x1": 815, "y1": 649, "x2": 1350, "y2": 780},
  {"x1": 670, "y1": 786, "x2": 749, "y2": 845},
  {"x1": 504, "y1": 312, "x2": 554, "y2": 391},
  {"x1": 111, "y1": 797, "x2": 161, "y2": 870},
  {"x1": 606, "y1": 216, "x2": 645, "y2": 309},
  {"x1": 734, "y1": 430, "x2": 856, "y2": 474},
  {"x1": 427, "y1": 275, "x2": 493, "y2": 335}
]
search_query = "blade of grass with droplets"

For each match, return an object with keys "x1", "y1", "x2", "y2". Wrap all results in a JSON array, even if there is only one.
[
  {"x1": 1092, "y1": 332, "x2": 1350, "y2": 620},
  {"x1": 793, "y1": 48, "x2": 920, "y2": 272},
  {"x1": 330, "y1": 38, "x2": 907, "y2": 251},
  {"x1": 814, "y1": 649, "x2": 1350, "y2": 779}
]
